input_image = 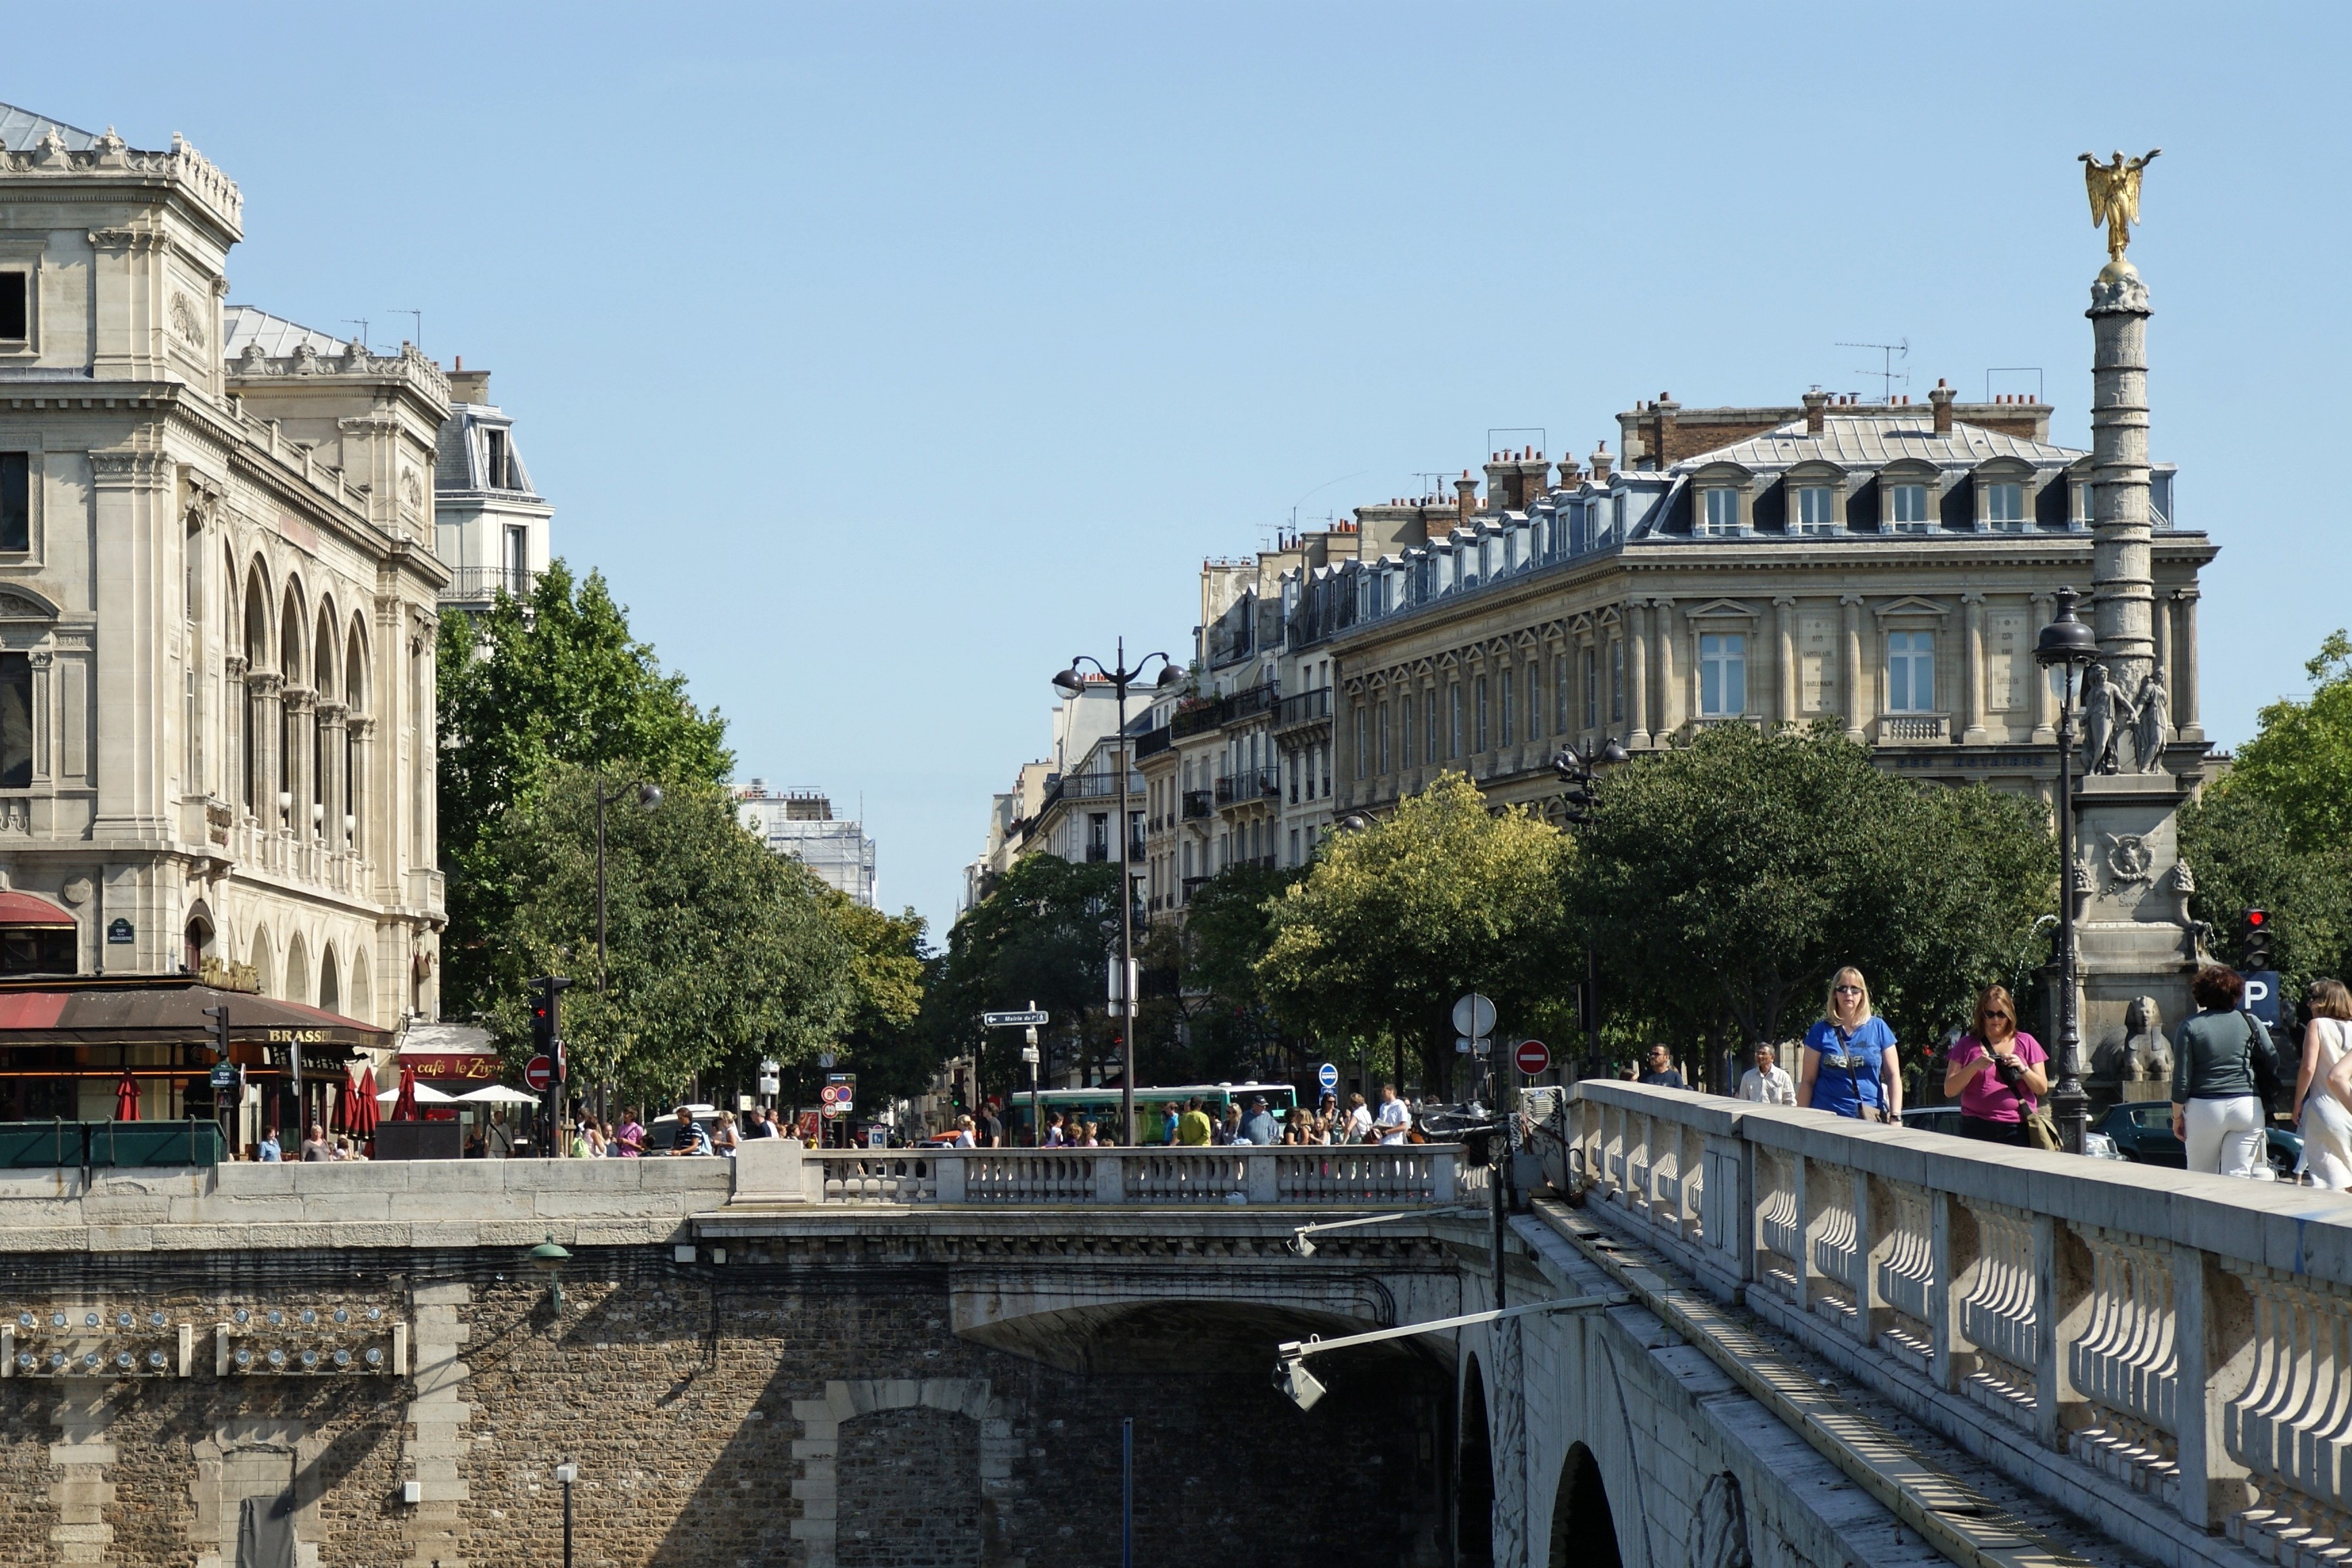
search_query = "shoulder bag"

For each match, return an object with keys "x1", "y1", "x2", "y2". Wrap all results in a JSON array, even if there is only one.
[{"x1": 2244, "y1": 1009, "x2": 2284, "y2": 1113}]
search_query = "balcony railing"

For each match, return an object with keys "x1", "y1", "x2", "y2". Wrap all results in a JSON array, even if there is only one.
[
  {"x1": 1170, "y1": 684, "x2": 1281, "y2": 739},
  {"x1": 1133, "y1": 727, "x2": 1174, "y2": 760},
  {"x1": 1214, "y1": 768, "x2": 1280, "y2": 807},
  {"x1": 1181, "y1": 875, "x2": 1208, "y2": 900},
  {"x1": 773, "y1": 1145, "x2": 1479, "y2": 1207},
  {"x1": 437, "y1": 566, "x2": 538, "y2": 604},
  {"x1": 1876, "y1": 713, "x2": 1951, "y2": 745},
  {"x1": 1182, "y1": 790, "x2": 1214, "y2": 820},
  {"x1": 1273, "y1": 688, "x2": 1332, "y2": 731}
]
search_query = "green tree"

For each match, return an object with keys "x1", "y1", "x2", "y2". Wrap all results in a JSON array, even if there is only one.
[
  {"x1": 438, "y1": 561, "x2": 731, "y2": 1019},
  {"x1": 2179, "y1": 787, "x2": 2352, "y2": 1007},
  {"x1": 1134, "y1": 860, "x2": 1304, "y2": 1084},
  {"x1": 1258, "y1": 773, "x2": 1573, "y2": 1095},
  {"x1": 925, "y1": 854, "x2": 1123, "y2": 1104},
  {"x1": 476, "y1": 764, "x2": 854, "y2": 1106},
  {"x1": 806, "y1": 896, "x2": 933, "y2": 1107},
  {"x1": 2227, "y1": 631, "x2": 2352, "y2": 854},
  {"x1": 1569, "y1": 725, "x2": 2053, "y2": 1087}
]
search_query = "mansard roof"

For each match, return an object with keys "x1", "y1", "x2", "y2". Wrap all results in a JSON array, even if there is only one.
[
  {"x1": 222, "y1": 304, "x2": 348, "y2": 361},
  {"x1": 1673, "y1": 415, "x2": 2082, "y2": 474},
  {"x1": 0, "y1": 103, "x2": 101, "y2": 154}
]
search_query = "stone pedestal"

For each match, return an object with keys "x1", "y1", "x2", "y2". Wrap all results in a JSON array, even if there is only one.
[{"x1": 2066, "y1": 771, "x2": 2198, "y2": 1120}]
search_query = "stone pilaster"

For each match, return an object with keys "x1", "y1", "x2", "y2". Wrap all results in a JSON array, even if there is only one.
[
  {"x1": 1840, "y1": 595, "x2": 1867, "y2": 743},
  {"x1": 1625, "y1": 605, "x2": 1651, "y2": 750},
  {"x1": 2030, "y1": 594, "x2": 2058, "y2": 742},
  {"x1": 400, "y1": 1281, "x2": 474, "y2": 1568},
  {"x1": 1653, "y1": 599, "x2": 1683, "y2": 736},
  {"x1": 1962, "y1": 593, "x2": 1989, "y2": 744},
  {"x1": 315, "y1": 702, "x2": 347, "y2": 853},
  {"x1": 246, "y1": 673, "x2": 283, "y2": 827},
  {"x1": 2088, "y1": 260, "x2": 2157, "y2": 693},
  {"x1": 48, "y1": 1381, "x2": 116, "y2": 1567},
  {"x1": 1773, "y1": 596, "x2": 1797, "y2": 728},
  {"x1": 2172, "y1": 589, "x2": 2203, "y2": 741},
  {"x1": 282, "y1": 687, "x2": 315, "y2": 840}
]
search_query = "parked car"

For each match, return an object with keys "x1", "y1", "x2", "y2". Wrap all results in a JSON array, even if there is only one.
[
  {"x1": 1903, "y1": 1103, "x2": 2126, "y2": 1159},
  {"x1": 2096, "y1": 1101, "x2": 2301, "y2": 1177}
]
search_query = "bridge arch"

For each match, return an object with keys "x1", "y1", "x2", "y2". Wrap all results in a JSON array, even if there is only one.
[
  {"x1": 1547, "y1": 1442, "x2": 1623, "y2": 1568},
  {"x1": 1458, "y1": 1352, "x2": 1496, "y2": 1568}
]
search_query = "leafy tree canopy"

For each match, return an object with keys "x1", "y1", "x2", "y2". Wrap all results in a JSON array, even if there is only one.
[
  {"x1": 438, "y1": 561, "x2": 732, "y2": 1019},
  {"x1": 806, "y1": 896, "x2": 933, "y2": 1106},
  {"x1": 1258, "y1": 773, "x2": 1573, "y2": 1094},
  {"x1": 2226, "y1": 630, "x2": 2352, "y2": 854},
  {"x1": 1569, "y1": 726, "x2": 2052, "y2": 1080},
  {"x1": 924, "y1": 854, "x2": 1122, "y2": 1103},
  {"x1": 1134, "y1": 860, "x2": 1304, "y2": 1085},
  {"x1": 2180, "y1": 786, "x2": 2352, "y2": 1006}
]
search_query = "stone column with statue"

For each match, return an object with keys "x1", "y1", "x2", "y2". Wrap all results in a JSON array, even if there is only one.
[{"x1": 2065, "y1": 149, "x2": 2205, "y2": 1122}]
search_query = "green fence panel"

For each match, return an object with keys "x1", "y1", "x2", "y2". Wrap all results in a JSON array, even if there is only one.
[
  {"x1": 0, "y1": 1122, "x2": 89, "y2": 1168},
  {"x1": 88, "y1": 1121, "x2": 225, "y2": 1168}
]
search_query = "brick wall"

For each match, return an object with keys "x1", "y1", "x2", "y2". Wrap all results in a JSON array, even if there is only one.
[{"x1": 0, "y1": 1249, "x2": 1446, "y2": 1568}]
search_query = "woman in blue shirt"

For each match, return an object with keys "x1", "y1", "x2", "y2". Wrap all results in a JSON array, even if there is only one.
[{"x1": 1799, "y1": 967, "x2": 1901, "y2": 1122}]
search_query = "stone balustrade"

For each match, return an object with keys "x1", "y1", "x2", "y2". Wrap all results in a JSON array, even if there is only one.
[
  {"x1": 1555, "y1": 1081, "x2": 2352, "y2": 1565},
  {"x1": 747, "y1": 1143, "x2": 1475, "y2": 1208}
]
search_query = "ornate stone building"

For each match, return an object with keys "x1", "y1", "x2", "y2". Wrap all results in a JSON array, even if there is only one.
[{"x1": 0, "y1": 103, "x2": 446, "y2": 1028}]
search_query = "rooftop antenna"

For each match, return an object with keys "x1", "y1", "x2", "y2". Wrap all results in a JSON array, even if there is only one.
[
  {"x1": 388, "y1": 308, "x2": 422, "y2": 350},
  {"x1": 1484, "y1": 427, "x2": 1546, "y2": 453},
  {"x1": 1285, "y1": 469, "x2": 1367, "y2": 541},
  {"x1": 340, "y1": 318, "x2": 369, "y2": 350},
  {"x1": 1411, "y1": 471, "x2": 1450, "y2": 499},
  {"x1": 1836, "y1": 339, "x2": 1910, "y2": 404}
]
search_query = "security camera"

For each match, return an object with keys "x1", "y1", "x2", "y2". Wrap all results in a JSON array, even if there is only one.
[
  {"x1": 1289, "y1": 1231, "x2": 1317, "y2": 1258},
  {"x1": 1274, "y1": 1354, "x2": 1327, "y2": 1412}
]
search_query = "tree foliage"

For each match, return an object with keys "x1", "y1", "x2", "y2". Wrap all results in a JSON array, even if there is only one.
[
  {"x1": 1258, "y1": 773, "x2": 1573, "y2": 1094},
  {"x1": 1134, "y1": 860, "x2": 1304, "y2": 1084},
  {"x1": 438, "y1": 562, "x2": 732, "y2": 1020},
  {"x1": 924, "y1": 854, "x2": 1122, "y2": 1103},
  {"x1": 475, "y1": 764, "x2": 855, "y2": 1105},
  {"x1": 1569, "y1": 727, "x2": 2054, "y2": 1084},
  {"x1": 808, "y1": 896, "x2": 933, "y2": 1106},
  {"x1": 2226, "y1": 630, "x2": 2352, "y2": 854}
]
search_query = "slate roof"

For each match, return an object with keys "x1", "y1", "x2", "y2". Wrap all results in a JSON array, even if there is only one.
[
  {"x1": 221, "y1": 304, "x2": 349, "y2": 361},
  {"x1": 1675, "y1": 415, "x2": 2085, "y2": 473},
  {"x1": 0, "y1": 102, "x2": 101, "y2": 153}
]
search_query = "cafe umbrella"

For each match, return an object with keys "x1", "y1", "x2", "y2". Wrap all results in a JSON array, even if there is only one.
[
  {"x1": 350, "y1": 1065, "x2": 381, "y2": 1138},
  {"x1": 112, "y1": 1069, "x2": 140, "y2": 1122}
]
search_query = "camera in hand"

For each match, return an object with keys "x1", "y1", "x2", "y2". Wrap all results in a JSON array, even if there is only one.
[{"x1": 1991, "y1": 1053, "x2": 2027, "y2": 1090}]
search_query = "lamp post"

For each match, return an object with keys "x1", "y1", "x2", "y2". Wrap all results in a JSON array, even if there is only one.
[
  {"x1": 2035, "y1": 588, "x2": 2100, "y2": 1154},
  {"x1": 1053, "y1": 641, "x2": 1184, "y2": 1147},
  {"x1": 553, "y1": 1460, "x2": 578, "y2": 1568},
  {"x1": 528, "y1": 1233, "x2": 572, "y2": 1316}
]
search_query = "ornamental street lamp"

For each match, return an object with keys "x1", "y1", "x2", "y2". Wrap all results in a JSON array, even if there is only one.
[
  {"x1": 1052, "y1": 643, "x2": 1184, "y2": 1146},
  {"x1": 528, "y1": 1233, "x2": 572, "y2": 1315},
  {"x1": 2035, "y1": 588, "x2": 2100, "y2": 1155}
]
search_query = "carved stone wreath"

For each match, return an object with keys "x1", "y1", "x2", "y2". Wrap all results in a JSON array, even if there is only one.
[
  {"x1": 169, "y1": 292, "x2": 206, "y2": 349},
  {"x1": 2102, "y1": 831, "x2": 2155, "y2": 890}
]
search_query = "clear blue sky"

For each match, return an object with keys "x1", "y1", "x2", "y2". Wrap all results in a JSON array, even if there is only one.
[{"x1": 14, "y1": 3, "x2": 2348, "y2": 936}]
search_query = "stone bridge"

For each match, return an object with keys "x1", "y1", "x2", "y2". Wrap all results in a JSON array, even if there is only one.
[{"x1": 0, "y1": 1119, "x2": 2341, "y2": 1567}]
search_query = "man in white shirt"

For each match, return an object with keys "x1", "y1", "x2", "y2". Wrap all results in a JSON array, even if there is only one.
[
  {"x1": 1737, "y1": 1044, "x2": 1797, "y2": 1105},
  {"x1": 1373, "y1": 1084, "x2": 1413, "y2": 1145}
]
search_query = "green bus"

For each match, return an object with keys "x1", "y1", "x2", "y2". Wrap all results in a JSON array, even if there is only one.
[{"x1": 1000, "y1": 1082, "x2": 1301, "y2": 1144}]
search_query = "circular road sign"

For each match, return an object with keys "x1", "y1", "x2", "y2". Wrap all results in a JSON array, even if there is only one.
[
  {"x1": 523, "y1": 1055, "x2": 555, "y2": 1092},
  {"x1": 1452, "y1": 992, "x2": 1496, "y2": 1040},
  {"x1": 1514, "y1": 1039, "x2": 1552, "y2": 1078},
  {"x1": 1317, "y1": 1062, "x2": 1339, "y2": 1091}
]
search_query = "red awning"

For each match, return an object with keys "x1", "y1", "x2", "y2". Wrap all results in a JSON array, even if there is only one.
[
  {"x1": 0, "y1": 977, "x2": 390, "y2": 1053},
  {"x1": 0, "y1": 892, "x2": 74, "y2": 927}
]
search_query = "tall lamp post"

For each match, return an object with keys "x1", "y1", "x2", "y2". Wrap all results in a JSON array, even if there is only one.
[
  {"x1": 1053, "y1": 641, "x2": 1184, "y2": 1147},
  {"x1": 2035, "y1": 588, "x2": 2100, "y2": 1154}
]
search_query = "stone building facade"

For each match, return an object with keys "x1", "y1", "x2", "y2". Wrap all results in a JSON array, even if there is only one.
[
  {"x1": 0, "y1": 103, "x2": 446, "y2": 1030},
  {"x1": 431, "y1": 364, "x2": 552, "y2": 616}
]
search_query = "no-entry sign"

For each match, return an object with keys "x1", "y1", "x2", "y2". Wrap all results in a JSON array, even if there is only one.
[
  {"x1": 524, "y1": 1055, "x2": 555, "y2": 1092},
  {"x1": 1513, "y1": 1039, "x2": 1551, "y2": 1078}
]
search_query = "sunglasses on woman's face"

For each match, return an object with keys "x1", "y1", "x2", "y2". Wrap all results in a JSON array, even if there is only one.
[
  {"x1": 1981, "y1": 1011, "x2": 2012, "y2": 1021},
  {"x1": 1834, "y1": 985, "x2": 1862, "y2": 995}
]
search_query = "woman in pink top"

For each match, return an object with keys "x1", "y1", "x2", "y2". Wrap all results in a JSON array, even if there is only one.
[
  {"x1": 614, "y1": 1112, "x2": 647, "y2": 1158},
  {"x1": 1941, "y1": 984, "x2": 2050, "y2": 1146}
]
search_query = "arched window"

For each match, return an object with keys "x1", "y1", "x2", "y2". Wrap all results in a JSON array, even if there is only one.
[
  {"x1": 285, "y1": 933, "x2": 310, "y2": 1007},
  {"x1": 318, "y1": 945, "x2": 340, "y2": 1015},
  {"x1": 249, "y1": 927, "x2": 275, "y2": 999},
  {"x1": 242, "y1": 568, "x2": 268, "y2": 813}
]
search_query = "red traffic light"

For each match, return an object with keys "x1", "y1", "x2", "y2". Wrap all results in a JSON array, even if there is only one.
[{"x1": 2245, "y1": 910, "x2": 2268, "y2": 928}]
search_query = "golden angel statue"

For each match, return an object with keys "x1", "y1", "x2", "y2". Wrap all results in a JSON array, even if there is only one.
[{"x1": 2079, "y1": 149, "x2": 2161, "y2": 261}]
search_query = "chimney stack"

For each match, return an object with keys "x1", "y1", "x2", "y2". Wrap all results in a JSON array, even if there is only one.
[
  {"x1": 1588, "y1": 442, "x2": 1613, "y2": 483},
  {"x1": 1651, "y1": 395, "x2": 1679, "y2": 469},
  {"x1": 1802, "y1": 389, "x2": 1828, "y2": 435},
  {"x1": 1929, "y1": 378, "x2": 1955, "y2": 436},
  {"x1": 1455, "y1": 471, "x2": 1479, "y2": 524}
]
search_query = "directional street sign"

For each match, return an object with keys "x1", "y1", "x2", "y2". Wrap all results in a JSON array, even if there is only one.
[
  {"x1": 2241, "y1": 973, "x2": 2281, "y2": 1028},
  {"x1": 1515, "y1": 1039, "x2": 1552, "y2": 1078},
  {"x1": 1317, "y1": 1062, "x2": 1339, "y2": 1092},
  {"x1": 984, "y1": 1010, "x2": 1050, "y2": 1028},
  {"x1": 524, "y1": 1055, "x2": 555, "y2": 1092}
]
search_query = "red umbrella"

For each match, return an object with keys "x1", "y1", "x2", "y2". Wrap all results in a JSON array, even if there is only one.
[
  {"x1": 391, "y1": 1062, "x2": 419, "y2": 1122},
  {"x1": 112, "y1": 1070, "x2": 140, "y2": 1122},
  {"x1": 329, "y1": 1073, "x2": 351, "y2": 1134},
  {"x1": 352, "y1": 1065, "x2": 380, "y2": 1138}
]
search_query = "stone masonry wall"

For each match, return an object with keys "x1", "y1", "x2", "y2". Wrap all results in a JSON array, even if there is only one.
[{"x1": 0, "y1": 1247, "x2": 1446, "y2": 1568}]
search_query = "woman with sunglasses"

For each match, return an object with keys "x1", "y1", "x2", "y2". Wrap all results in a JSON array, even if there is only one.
[
  {"x1": 1798, "y1": 967, "x2": 1901, "y2": 1122},
  {"x1": 1943, "y1": 985, "x2": 2049, "y2": 1145}
]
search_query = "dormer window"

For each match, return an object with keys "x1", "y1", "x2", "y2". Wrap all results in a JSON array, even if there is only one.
[
  {"x1": 1795, "y1": 486, "x2": 1837, "y2": 534},
  {"x1": 484, "y1": 429, "x2": 509, "y2": 490},
  {"x1": 1889, "y1": 484, "x2": 1931, "y2": 532},
  {"x1": 1701, "y1": 488, "x2": 1740, "y2": 536},
  {"x1": 0, "y1": 273, "x2": 25, "y2": 342},
  {"x1": 2071, "y1": 481, "x2": 2094, "y2": 528},
  {"x1": 1984, "y1": 482, "x2": 2026, "y2": 531}
]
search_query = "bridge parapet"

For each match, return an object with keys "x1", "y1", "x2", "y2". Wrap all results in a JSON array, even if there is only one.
[
  {"x1": 1559, "y1": 1080, "x2": 2352, "y2": 1567},
  {"x1": 735, "y1": 1141, "x2": 1479, "y2": 1207}
]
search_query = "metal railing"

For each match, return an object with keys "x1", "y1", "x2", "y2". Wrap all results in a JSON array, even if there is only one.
[
  {"x1": 1877, "y1": 713, "x2": 1951, "y2": 745},
  {"x1": 790, "y1": 1145, "x2": 1473, "y2": 1207},
  {"x1": 1556, "y1": 1081, "x2": 2352, "y2": 1560},
  {"x1": 1170, "y1": 684, "x2": 1281, "y2": 739},
  {"x1": 1214, "y1": 768, "x2": 1279, "y2": 807},
  {"x1": 436, "y1": 566, "x2": 538, "y2": 604},
  {"x1": 1182, "y1": 791, "x2": 1214, "y2": 820},
  {"x1": 1274, "y1": 688, "x2": 1332, "y2": 730}
]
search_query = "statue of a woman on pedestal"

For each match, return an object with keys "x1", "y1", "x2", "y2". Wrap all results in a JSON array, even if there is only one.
[
  {"x1": 2134, "y1": 670, "x2": 2169, "y2": 773},
  {"x1": 2082, "y1": 663, "x2": 2119, "y2": 774}
]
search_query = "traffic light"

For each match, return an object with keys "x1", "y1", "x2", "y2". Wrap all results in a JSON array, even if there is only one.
[
  {"x1": 530, "y1": 976, "x2": 574, "y2": 1076},
  {"x1": 2240, "y1": 910, "x2": 2274, "y2": 972}
]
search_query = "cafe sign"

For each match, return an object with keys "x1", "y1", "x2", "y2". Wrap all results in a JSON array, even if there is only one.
[{"x1": 264, "y1": 1028, "x2": 331, "y2": 1045}]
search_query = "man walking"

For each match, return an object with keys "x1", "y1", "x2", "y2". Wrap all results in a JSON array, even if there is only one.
[
  {"x1": 1736, "y1": 1044, "x2": 1797, "y2": 1105},
  {"x1": 1640, "y1": 1046, "x2": 1687, "y2": 1090},
  {"x1": 1239, "y1": 1096, "x2": 1280, "y2": 1147},
  {"x1": 1373, "y1": 1084, "x2": 1412, "y2": 1145}
]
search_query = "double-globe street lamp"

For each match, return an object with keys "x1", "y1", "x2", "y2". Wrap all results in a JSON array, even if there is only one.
[
  {"x1": 1052, "y1": 641, "x2": 1184, "y2": 1147},
  {"x1": 2034, "y1": 587, "x2": 2100, "y2": 1155}
]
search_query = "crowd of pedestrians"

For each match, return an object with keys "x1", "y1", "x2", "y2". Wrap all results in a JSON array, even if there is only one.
[{"x1": 1621, "y1": 961, "x2": 2352, "y2": 1190}]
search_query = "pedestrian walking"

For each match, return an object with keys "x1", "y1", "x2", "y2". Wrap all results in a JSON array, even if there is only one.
[
  {"x1": 2292, "y1": 979, "x2": 2352, "y2": 1189},
  {"x1": 615, "y1": 1111, "x2": 646, "y2": 1158},
  {"x1": 1176, "y1": 1098, "x2": 1214, "y2": 1146},
  {"x1": 1373, "y1": 1083, "x2": 1412, "y2": 1145},
  {"x1": 979, "y1": 1103, "x2": 1004, "y2": 1149},
  {"x1": 1736, "y1": 1044, "x2": 1796, "y2": 1105},
  {"x1": 1079, "y1": 1120, "x2": 1101, "y2": 1147},
  {"x1": 1043, "y1": 1112, "x2": 1068, "y2": 1147},
  {"x1": 710, "y1": 1113, "x2": 739, "y2": 1155},
  {"x1": 1639, "y1": 1046, "x2": 1686, "y2": 1089},
  {"x1": 665, "y1": 1106, "x2": 712, "y2": 1157},
  {"x1": 2171, "y1": 965, "x2": 2275, "y2": 1178},
  {"x1": 1799, "y1": 967, "x2": 1901, "y2": 1122},
  {"x1": 1344, "y1": 1092, "x2": 1373, "y2": 1143},
  {"x1": 300, "y1": 1123, "x2": 333, "y2": 1161},
  {"x1": 1942, "y1": 986, "x2": 2050, "y2": 1147},
  {"x1": 1239, "y1": 1096, "x2": 1279, "y2": 1147}
]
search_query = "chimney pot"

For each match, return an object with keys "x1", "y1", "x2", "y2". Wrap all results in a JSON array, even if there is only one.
[
  {"x1": 1801, "y1": 388, "x2": 1829, "y2": 434},
  {"x1": 1927, "y1": 379, "x2": 1956, "y2": 434}
]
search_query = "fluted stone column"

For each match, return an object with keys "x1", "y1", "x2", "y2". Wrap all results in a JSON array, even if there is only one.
[
  {"x1": 2031, "y1": 594, "x2": 2058, "y2": 742},
  {"x1": 316, "y1": 702, "x2": 347, "y2": 854},
  {"x1": 1626, "y1": 604, "x2": 1651, "y2": 749},
  {"x1": 2088, "y1": 258, "x2": 2156, "y2": 693},
  {"x1": 223, "y1": 655, "x2": 248, "y2": 810},
  {"x1": 1962, "y1": 593, "x2": 1989, "y2": 744},
  {"x1": 2173, "y1": 589, "x2": 2202, "y2": 739},
  {"x1": 1840, "y1": 595, "x2": 1867, "y2": 743},
  {"x1": 1774, "y1": 596, "x2": 1797, "y2": 728},
  {"x1": 348, "y1": 715, "x2": 375, "y2": 865},
  {"x1": 248, "y1": 673, "x2": 283, "y2": 828},
  {"x1": 283, "y1": 687, "x2": 315, "y2": 841},
  {"x1": 1653, "y1": 599, "x2": 1683, "y2": 736}
]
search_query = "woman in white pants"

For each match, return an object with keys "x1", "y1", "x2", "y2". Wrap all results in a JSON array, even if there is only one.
[
  {"x1": 2170, "y1": 965, "x2": 2278, "y2": 1179},
  {"x1": 2291, "y1": 979, "x2": 2352, "y2": 1189}
]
